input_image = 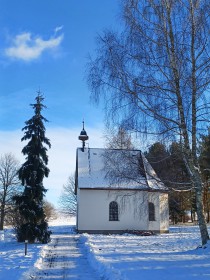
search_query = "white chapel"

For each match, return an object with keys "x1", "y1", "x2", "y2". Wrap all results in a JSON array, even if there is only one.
[{"x1": 75, "y1": 124, "x2": 169, "y2": 234}]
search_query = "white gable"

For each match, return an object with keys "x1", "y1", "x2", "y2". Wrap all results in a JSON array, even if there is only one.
[{"x1": 77, "y1": 148, "x2": 167, "y2": 191}]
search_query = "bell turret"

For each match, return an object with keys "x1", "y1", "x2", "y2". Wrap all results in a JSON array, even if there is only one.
[{"x1": 78, "y1": 121, "x2": 89, "y2": 151}]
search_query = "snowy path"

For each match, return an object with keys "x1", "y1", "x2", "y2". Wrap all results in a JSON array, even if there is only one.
[
  {"x1": 29, "y1": 231, "x2": 101, "y2": 280},
  {"x1": 2, "y1": 219, "x2": 210, "y2": 280}
]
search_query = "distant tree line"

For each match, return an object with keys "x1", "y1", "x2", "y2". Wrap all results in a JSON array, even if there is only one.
[{"x1": 145, "y1": 138, "x2": 210, "y2": 225}]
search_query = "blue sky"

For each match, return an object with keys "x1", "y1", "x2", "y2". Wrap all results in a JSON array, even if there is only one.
[{"x1": 0, "y1": 0, "x2": 120, "y2": 206}]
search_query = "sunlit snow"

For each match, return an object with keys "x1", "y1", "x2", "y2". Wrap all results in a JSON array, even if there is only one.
[
  {"x1": 77, "y1": 148, "x2": 167, "y2": 190},
  {"x1": 0, "y1": 217, "x2": 210, "y2": 280}
]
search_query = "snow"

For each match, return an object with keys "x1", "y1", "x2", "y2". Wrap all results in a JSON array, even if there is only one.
[
  {"x1": 77, "y1": 148, "x2": 167, "y2": 191},
  {"x1": 142, "y1": 153, "x2": 167, "y2": 190},
  {"x1": 0, "y1": 218, "x2": 210, "y2": 280}
]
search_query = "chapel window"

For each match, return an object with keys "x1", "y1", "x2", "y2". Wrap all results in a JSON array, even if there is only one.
[
  {"x1": 149, "y1": 202, "x2": 155, "y2": 221},
  {"x1": 109, "y1": 201, "x2": 119, "y2": 221}
]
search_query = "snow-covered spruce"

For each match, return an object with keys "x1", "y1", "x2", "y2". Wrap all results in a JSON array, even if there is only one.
[{"x1": 13, "y1": 92, "x2": 51, "y2": 244}]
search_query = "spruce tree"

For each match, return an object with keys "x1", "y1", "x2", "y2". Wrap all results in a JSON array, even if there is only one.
[{"x1": 13, "y1": 92, "x2": 51, "y2": 243}]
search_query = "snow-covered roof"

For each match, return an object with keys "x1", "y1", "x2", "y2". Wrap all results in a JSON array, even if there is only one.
[{"x1": 76, "y1": 148, "x2": 167, "y2": 192}]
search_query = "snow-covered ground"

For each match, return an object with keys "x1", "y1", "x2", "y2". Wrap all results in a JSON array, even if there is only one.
[{"x1": 0, "y1": 217, "x2": 210, "y2": 280}]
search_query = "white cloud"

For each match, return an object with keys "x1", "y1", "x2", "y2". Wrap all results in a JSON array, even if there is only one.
[
  {"x1": 0, "y1": 125, "x2": 105, "y2": 207},
  {"x1": 54, "y1": 26, "x2": 63, "y2": 34},
  {"x1": 5, "y1": 29, "x2": 64, "y2": 62}
]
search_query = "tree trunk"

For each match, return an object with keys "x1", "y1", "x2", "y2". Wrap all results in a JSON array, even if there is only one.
[
  {"x1": 0, "y1": 193, "x2": 6, "y2": 230},
  {"x1": 193, "y1": 170, "x2": 209, "y2": 245},
  {"x1": 190, "y1": 209, "x2": 193, "y2": 222},
  {"x1": 0, "y1": 207, "x2": 5, "y2": 230}
]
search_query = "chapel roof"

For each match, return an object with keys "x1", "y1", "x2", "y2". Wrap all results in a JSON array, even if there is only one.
[{"x1": 76, "y1": 147, "x2": 167, "y2": 192}]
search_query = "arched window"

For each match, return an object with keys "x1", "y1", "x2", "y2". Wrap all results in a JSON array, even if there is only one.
[
  {"x1": 109, "y1": 201, "x2": 119, "y2": 221},
  {"x1": 149, "y1": 202, "x2": 155, "y2": 221}
]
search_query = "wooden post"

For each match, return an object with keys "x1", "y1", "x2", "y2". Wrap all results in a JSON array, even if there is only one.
[{"x1": 25, "y1": 240, "x2": 28, "y2": 255}]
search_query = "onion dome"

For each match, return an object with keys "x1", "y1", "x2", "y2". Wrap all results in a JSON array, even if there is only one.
[{"x1": 78, "y1": 121, "x2": 89, "y2": 151}]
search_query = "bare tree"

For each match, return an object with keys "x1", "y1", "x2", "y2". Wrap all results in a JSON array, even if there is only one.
[
  {"x1": 59, "y1": 176, "x2": 77, "y2": 216},
  {"x1": 0, "y1": 153, "x2": 21, "y2": 230},
  {"x1": 43, "y1": 200, "x2": 57, "y2": 221},
  {"x1": 104, "y1": 127, "x2": 135, "y2": 149},
  {"x1": 87, "y1": 0, "x2": 210, "y2": 244}
]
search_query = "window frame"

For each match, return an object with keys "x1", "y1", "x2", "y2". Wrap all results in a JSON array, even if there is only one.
[
  {"x1": 109, "y1": 201, "x2": 119, "y2": 221},
  {"x1": 149, "y1": 202, "x2": 155, "y2": 221}
]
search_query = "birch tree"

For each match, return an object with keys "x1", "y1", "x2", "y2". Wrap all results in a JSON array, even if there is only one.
[{"x1": 87, "y1": 0, "x2": 210, "y2": 244}]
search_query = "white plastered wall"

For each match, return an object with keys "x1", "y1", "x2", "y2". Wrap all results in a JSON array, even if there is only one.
[
  {"x1": 148, "y1": 192, "x2": 169, "y2": 232},
  {"x1": 148, "y1": 192, "x2": 160, "y2": 231},
  {"x1": 77, "y1": 189, "x2": 167, "y2": 232},
  {"x1": 159, "y1": 193, "x2": 169, "y2": 232}
]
